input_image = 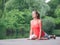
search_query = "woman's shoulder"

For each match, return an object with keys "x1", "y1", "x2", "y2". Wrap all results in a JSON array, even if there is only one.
[
  {"x1": 38, "y1": 19, "x2": 42, "y2": 23},
  {"x1": 30, "y1": 20, "x2": 33, "y2": 23},
  {"x1": 38, "y1": 19, "x2": 41, "y2": 21}
]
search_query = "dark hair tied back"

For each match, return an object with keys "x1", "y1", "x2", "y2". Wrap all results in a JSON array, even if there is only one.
[{"x1": 33, "y1": 10, "x2": 40, "y2": 19}]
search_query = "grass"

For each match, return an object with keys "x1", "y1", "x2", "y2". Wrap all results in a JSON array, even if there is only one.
[{"x1": 53, "y1": 29, "x2": 60, "y2": 36}]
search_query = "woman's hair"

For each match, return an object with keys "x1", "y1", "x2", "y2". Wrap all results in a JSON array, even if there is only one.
[{"x1": 32, "y1": 10, "x2": 40, "y2": 19}]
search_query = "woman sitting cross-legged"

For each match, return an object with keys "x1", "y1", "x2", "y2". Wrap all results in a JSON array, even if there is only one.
[{"x1": 28, "y1": 10, "x2": 56, "y2": 40}]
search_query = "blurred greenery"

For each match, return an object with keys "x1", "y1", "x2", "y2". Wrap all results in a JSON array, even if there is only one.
[
  {"x1": 0, "y1": 0, "x2": 60, "y2": 39},
  {"x1": 42, "y1": 16, "x2": 55, "y2": 34},
  {"x1": 53, "y1": 29, "x2": 60, "y2": 36}
]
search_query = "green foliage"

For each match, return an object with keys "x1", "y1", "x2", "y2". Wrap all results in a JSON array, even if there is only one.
[
  {"x1": 0, "y1": 9, "x2": 2, "y2": 18},
  {"x1": 1, "y1": 9, "x2": 31, "y2": 28},
  {"x1": 53, "y1": 29, "x2": 60, "y2": 36},
  {"x1": 0, "y1": 0, "x2": 60, "y2": 39},
  {"x1": 0, "y1": 9, "x2": 31, "y2": 39},
  {"x1": 42, "y1": 16, "x2": 55, "y2": 34},
  {"x1": 54, "y1": 18, "x2": 60, "y2": 24},
  {"x1": 0, "y1": 0, "x2": 2, "y2": 8},
  {"x1": 5, "y1": 0, "x2": 50, "y2": 18},
  {"x1": 48, "y1": 0, "x2": 60, "y2": 17},
  {"x1": 48, "y1": 0, "x2": 60, "y2": 32},
  {"x1": 0, "y1": 18, "x2": 6, "y2": 39},
  {"x1": 54, "y1": 5, "x2": 60, "y2": 17},
  {"x1": 0, "y1": 20, "x2": 6, "y2": 39},
  {"x1": 5, "y1": 0, "x2": 29, "y2": 11}
]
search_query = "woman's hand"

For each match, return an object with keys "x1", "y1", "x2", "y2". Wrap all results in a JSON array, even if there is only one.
[{"x1": 38, "y1": 35, "x2": 41, "y2": 40}]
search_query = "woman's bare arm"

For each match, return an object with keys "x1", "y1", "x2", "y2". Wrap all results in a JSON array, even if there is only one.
[
  {"x1": 30, "y1": 21, "x2": 33, "y2": 36},
  {"x1": 38, "y1": 20, "x2": 42, "y2": 39}
]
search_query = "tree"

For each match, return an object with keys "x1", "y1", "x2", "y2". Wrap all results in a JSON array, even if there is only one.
[
  {"x1": 0, "y1": 0, "x2": 3, "y2": 18},
  {"x1": 47, "y1": 0, "x2": 60, "y2": 30},
  {"x1": 54, "y1": 5, "x2": 60, "y2": 29},
  {"x1": 54, "y1": 5, "x2": 60, "y2": 17},
  {"x1": 48, "y1": 0, "x2": 60, "y2": 18},
  {"x1": 5, "y1": 0, "x2": 50, "y2": 18},
  {"x1": 0, "y1": 0, "x2": 51, "y2": 39}
]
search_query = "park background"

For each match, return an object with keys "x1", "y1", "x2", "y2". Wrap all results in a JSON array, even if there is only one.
[{"x1": 0, "y1": 0, "x2": 60, "y2": 39}]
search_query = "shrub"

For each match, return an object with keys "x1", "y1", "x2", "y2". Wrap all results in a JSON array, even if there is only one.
[
  {"x1": 42, "y1": 16, "x2": 55, "y2": 34},
  {"x1": 0, "y1": 9, "x2": 31, "y2": 39}
]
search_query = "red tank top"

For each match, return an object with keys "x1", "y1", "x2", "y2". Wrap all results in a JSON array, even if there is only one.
[{"x1": 31, "y1": 20, "x2": 45, "y2": 38}]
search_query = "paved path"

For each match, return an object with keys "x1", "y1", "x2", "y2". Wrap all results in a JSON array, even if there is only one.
[{"x1": 0, "y1": 37, "x2": 60, "y2": 45}]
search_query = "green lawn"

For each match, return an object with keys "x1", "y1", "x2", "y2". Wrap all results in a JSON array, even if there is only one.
[{"x1": 53, "y1": 29, "x2": 60, "y2": 36}]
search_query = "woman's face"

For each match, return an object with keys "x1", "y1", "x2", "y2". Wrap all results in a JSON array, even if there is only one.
[{"x1": 32, "y1": 11, "x2": 37, "y2": 18}]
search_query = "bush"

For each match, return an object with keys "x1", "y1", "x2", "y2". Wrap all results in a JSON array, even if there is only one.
[
  {"x1": 42, "y1": 16, "x2": 56, "y2": 34},
  {"x1": 0, "y1": 23, "x2": 6, "y2": 39},
  {"x1": 54, "y1": 5, "x2": 60, "y2": 17},
  {"x1": 0, "y1": 9, "x2": 31, "y2": 39}
]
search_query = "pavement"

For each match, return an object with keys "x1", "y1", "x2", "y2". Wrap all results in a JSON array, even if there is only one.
[{"x1": 0, "y1": 37, "x2": 60, "y2": 45}]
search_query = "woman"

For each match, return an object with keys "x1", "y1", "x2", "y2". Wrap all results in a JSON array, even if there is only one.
[{"x1": 28, "y1": 10, "x2": 56, "y2": 40}]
